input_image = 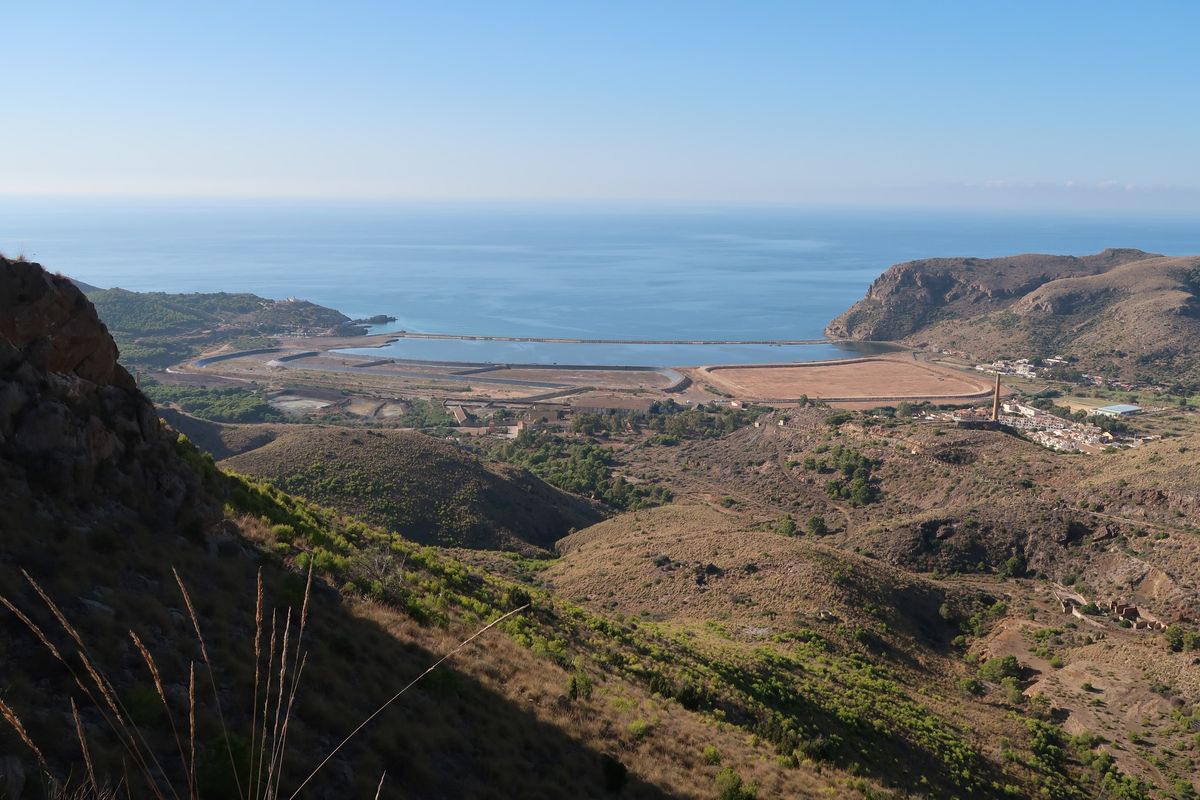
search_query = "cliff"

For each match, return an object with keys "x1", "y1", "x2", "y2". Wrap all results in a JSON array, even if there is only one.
[{"x1": 827, "y1": 249, "x2": 1200, "y2": 383}]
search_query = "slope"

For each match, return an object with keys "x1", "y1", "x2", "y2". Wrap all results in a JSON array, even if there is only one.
[
  {"x1": 0, "y1": 255, "x2": 1049, "y2": 800},
  {"x1": 4, "y1": 255, "x2": 1182, "y2": 799},
  {"x1": 827, "y1": 249, "x2": 1200, "y2": 384}
]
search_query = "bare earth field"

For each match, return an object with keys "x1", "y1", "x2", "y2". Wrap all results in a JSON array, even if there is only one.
[
  {"x1": 184, "y1": 345, "x2": 689, "y2": 405},
  {"x1": 700, "y1": 357, "x2": 995, "y2": 402}
]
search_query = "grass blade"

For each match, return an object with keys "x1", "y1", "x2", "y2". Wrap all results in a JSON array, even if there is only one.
[{"x1": 286, "y1": 604, "x2": 528, "y2": 800}]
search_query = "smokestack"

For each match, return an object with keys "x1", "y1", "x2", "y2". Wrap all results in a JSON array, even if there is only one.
[{"x1": 992, "y1": 373, "x2": 1001, "y2": 421}]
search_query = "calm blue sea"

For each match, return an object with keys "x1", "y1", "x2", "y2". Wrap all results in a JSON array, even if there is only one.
[{"x1": 3, "y1": 198, "x2": 1200, "y2": 365}]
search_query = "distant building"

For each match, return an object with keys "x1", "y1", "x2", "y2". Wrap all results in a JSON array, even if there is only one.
[
  {"x1": 1002, "y1": 402, "x2": 1039, "y2": 418},
  {"x1": 1094, "y1": 404, "x2": 1142, "y2": 417}
]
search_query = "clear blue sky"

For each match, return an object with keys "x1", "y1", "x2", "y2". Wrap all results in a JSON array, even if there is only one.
[{"x1": 3, "y1": 1, "x2": 1198, "y2": 211}]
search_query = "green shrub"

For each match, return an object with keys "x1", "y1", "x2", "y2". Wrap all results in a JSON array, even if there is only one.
[
  {"x1": 567, "y1": 667, "x2": 594, "y2": 701},
  {"x1": 1001, "y1": 677, "x2": 1025, "y2": 705},
  {"x1": 978, "y1": 655, "x2": 1021, "y2": 682},
  {"x1": 958, "y1": 677, "x2": 984, "y2": 695},
  {"x1": 702, "y1": 745, "x2": 721, "y2": 765},
  {"x1": 714, "y1": 767, "x2": 757, "y2": 800},
  {"x1": 628, "y1": 718, "x2": 654, "y2": 740},
  {"x1": 1165, "y1": 624, "x2": 1185, "y2": 652},
  {"x1": 271, "y1": 523, "x2": 296, "y2": 543}
]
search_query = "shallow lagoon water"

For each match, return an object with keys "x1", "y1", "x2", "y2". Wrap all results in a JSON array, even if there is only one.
[{"x1": 335, "y1": 336, "x2": 900, "y2": 367}]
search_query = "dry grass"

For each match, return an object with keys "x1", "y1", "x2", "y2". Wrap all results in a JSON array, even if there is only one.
[{"x1": 0, "y1": 561, "x2": 523, "y2": 800}]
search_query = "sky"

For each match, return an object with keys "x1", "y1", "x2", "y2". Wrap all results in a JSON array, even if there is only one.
[{"x1": 2, "y1": 1, "x2": 1199, "y2": 212}]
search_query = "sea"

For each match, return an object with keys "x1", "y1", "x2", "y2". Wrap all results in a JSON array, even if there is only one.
[{"x1": 3, "y1": 197, "x2": 1200, "y2": 366}]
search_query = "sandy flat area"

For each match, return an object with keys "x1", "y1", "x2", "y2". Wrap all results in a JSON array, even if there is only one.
[{"x1": 702, "y1": 358, "x2": 994, "y2": 401}]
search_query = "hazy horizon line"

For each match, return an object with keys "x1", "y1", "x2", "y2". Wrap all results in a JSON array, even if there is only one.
[{"x1": 3, "y1": 192, "x2": 1200, "y2": 221}]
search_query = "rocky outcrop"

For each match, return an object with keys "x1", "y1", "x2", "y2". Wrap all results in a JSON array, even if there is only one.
[
  {"x1": 0, "y1": 257, "x2": 216, "y2": 530},
  {"x1": 1, "y1": 261, "x2": 132, "y2": 388},
  {"x1": 826, "y1": 249, "x2": 1157, "y2": 341}
]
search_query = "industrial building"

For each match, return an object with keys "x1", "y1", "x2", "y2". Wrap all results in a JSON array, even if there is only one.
[{"x1": 1094, "y1": 403, "x2": 1142, "y2": 417}]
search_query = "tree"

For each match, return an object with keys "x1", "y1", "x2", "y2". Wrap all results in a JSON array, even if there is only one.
[
  {"x1": 806, "y1": 515, "x2": 829, "y2": 536},
  {"x1": 996, "y1": 554, "x2": 1026, "y2": 579},
  {"x1": 1164, "y1": 624, "x2": 1185, "y2": 652}
]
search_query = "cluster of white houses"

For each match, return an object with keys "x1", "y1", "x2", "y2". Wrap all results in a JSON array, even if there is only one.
[{"x1": 939, "y1": 400, "x2": 1144, "y2": 454}]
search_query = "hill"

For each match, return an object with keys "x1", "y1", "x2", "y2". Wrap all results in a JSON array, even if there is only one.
[
  {"x1": 2, "y1": 255, "x2": 868, "y2": 799},
  {"x1": 549, "y1": 503, "x2": 956, "y2": 646},
  {"x1": 827, "y1": 248, "x2": 1200, "y2": 385},
  {"x1": 610, "y1": 403, "x2": 1200, "y2": 791},
  {"x1": 79, "y1": 284, "x2": 367, "y2": 368},
  {"x1": 219, "y1": 426, "x2": 603, "y2": 553},
  {"x1": 4, "y1": 255, "x2": 1192, "y2": 799}
]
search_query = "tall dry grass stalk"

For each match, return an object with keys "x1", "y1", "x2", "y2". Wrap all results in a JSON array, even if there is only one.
[
  {"x1": 70, "y1": 697, "x2": 97, "y2": 792},
  {"x1": 0, "y1": 696, "x2": 48, "y2": 771},
  {"x1": 173, "y1": 567, "x2": 243, "y2": 800},
  {"x1": 130, "y1": 630, "x2": 188, "y2": 791},
  {"x1": 249, "y1": 569, "x2": 263, "y2": 800},
  {"x1": 3, "y1": 573, "x2": 172, "y2": 800},
  {"x1": 188, "y1": 662, "x2": 197, "y2": 799},
  {"x1": 1, "y1": 562, "x2": 523, "y2": 800}
]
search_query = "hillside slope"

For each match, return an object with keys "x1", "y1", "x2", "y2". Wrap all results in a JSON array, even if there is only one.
[
  {"x1": 219, "y1": 426, "x2": 603, "y2": 553},
  {"x1": 827, "y1": 249, "x2": 1200, "y2": 383},
  {"x1": 3, "y1": 255, "x2": 1055, "y2": 800},
  {"x1": 7, "y1": 255, "x2": 1192, "y2": 799},
  {"x1": 0, "y1": 257, "x2": 860, "y2": 799}
]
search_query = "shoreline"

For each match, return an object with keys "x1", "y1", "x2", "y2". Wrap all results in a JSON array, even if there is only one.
[{"x1": 363, "y1": 330, "x2": 854, "y2": 346}]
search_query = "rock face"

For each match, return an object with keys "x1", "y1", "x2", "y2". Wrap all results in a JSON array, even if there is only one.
[
  {"x1": 1, "y1": 261, "x2": 132, "y2": 388},
  {"x1": 0, "y1": 257, "x2": 215, "y2": 530}
]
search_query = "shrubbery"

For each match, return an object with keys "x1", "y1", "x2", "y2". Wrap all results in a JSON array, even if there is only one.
[
  {"x1": 143, "y1": 380, "x2": 283, "y2": 423},
  {"x1": 802, "y1": 444, "x2": 881, "y2": 505},
  {"x1": 489, "y1": 429, "x2": 671, "y2": 510}
]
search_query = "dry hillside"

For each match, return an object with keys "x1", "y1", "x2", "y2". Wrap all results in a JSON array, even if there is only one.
[{"x1": 827, "y1": 249, "x2": 1200, "y2": 384}]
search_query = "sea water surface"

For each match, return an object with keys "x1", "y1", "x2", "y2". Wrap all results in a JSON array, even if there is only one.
[{"x1": 3, "y1": 198, "x2": 1200, "y2": 365}]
